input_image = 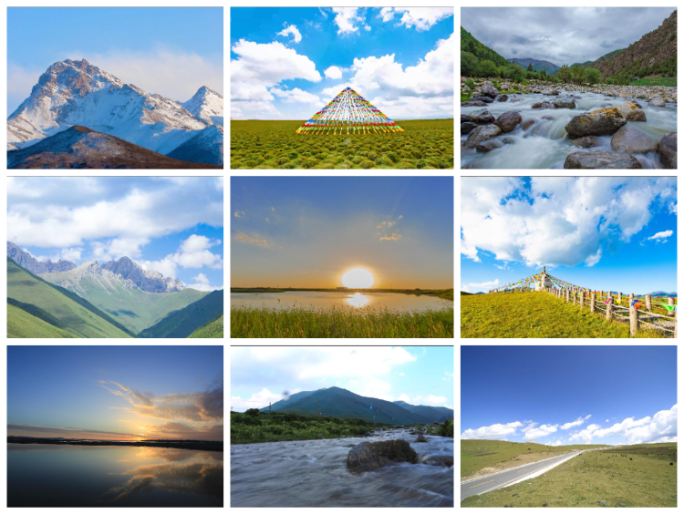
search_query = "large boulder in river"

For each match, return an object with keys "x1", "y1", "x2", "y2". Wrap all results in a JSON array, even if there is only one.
[
  {"x1": 480, "y1": 84, "x2": 499, "y2": 98},
  {"x1": 554, "y1": 97, "x2": 576, "y2": 109},
  {"x1": 476, "y1": 140, "x2": 503, "y2": 153},
  {"x1": 495, "y1": 111, "x2": 522, "y2": 132},
  {"x1": 565, "y1": 107, "x2": 627, "y2": 138},
  {"x1": 346, "y1": 440, "x2": 418, "y2": 474},
  {"x1": 465, "y1": 124, "x2": 502, "y2": 149},
  {"x1": 532, "y1": 102, "x2": 555, "y2": 109},
  {"x1": 424, "y1": 456, "x2": 454, "y2": 468},
  {"x1": 468, "y1": 108, "x2": 496, "y2": 124},
  {"x1": 521, "y1": 119, "x2": 536, "y2": 130},
  {"x1": 648, "y1": 96, "x2": 666, "y2": 108},
  {"x1": 564, "y1": 151, "x2": 642, "y2": 169},
  {"x1": 497, "y1": 94, "x2": 509, "y2": 102},
  {"x1": 616, "y1": 101, "x2": 646, "y2": 122},
  {"x1": 461, "y1": 122, "x2": 478, "y2": 135},
  {"x1": 461, "y1": 101, "x2": 486, "y2": 107},
  {"x1": 474, "y1": 96, "x2": 494, "y2": 104},
  {"x1": 610, "y1": 125, "x2": 657, "y2": 154},
  {"x1": 461, "y1": 114, "x2": 470, "y2": 123},
  {"x1": 570, "y1": 135, "x2": 600, "y2": 148},
  {"x1": 657, "y1": 132, "x2": 677, "y2": 169}
]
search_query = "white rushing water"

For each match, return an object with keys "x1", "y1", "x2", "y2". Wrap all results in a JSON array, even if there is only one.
[
  {"x1": 461, "y1": 91, "x2": 677, "y2": 169},
  {"x1": 231, "y1": 428, "x2": 453, "y2": 507}
]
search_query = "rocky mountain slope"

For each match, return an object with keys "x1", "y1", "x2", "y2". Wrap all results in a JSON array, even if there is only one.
[
  {"x1": 166, "y1": 124, "x2": 223, "y2": 166},
  {"x1": 8, "y1": 126, "x2": 221, "y2": 169},
  {"x1": 101, "y1": 256, "x2": 184, "y2": 293},
  {"x1": 7, "y1": 241, "x2": 76, "y2": 274},
  {"x1": 592, "y1": 10, "x2": 676, "y2": 81},
  {"x1": 7, "y1": 59, "x2": 223, "y2": 165}
]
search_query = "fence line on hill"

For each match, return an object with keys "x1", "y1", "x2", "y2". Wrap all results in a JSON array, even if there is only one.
[{"x1": 543, "y1": 287, "x2": 677, "y2": 338}]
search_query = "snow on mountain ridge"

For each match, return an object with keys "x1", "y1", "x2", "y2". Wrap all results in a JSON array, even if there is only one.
[
  {"x1": 180, "y1": 85, "x2": 224, "y2": 126},
  {"x1": 7, "y1": 59, "x2": 222, "y2": 164}
]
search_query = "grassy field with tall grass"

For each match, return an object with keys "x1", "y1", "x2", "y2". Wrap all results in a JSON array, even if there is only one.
[
  {"x1": 231, "y1": 410, "x2": 454, "y2": 444},
  {"x1": 461, "y1": 440, "x2": 605, "y2": 479},
  {"x1": 629, "y1": 77, "x2": 677, "y2": 87},
  {"x1": 462, "y1": 443, "x2": 677, "y2": 507},
  {"x1": 230, "y1": 119, "x2": 454, "y2": 169},
  {"x1": 461, "y1": 292, "x2": 666, "y2": 338},
  {"x1": 231, "y1": 306, "x2": 454, "y2": 338}
]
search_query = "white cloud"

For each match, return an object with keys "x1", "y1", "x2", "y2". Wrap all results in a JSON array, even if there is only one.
[
  {"x1": 378, "y1": 8, "x2": 454, "y2": 31},
  {"x1": 522, "y1": 423, "x2": 558, "y2": 441},
  {"x1": 234, "y1": 211, "x2": 245, "y2": 218},
  {"x1": 410, "y1": 394, "x2": 448, "y2": 406},
  {"x1": 648, "y1": 230, "x2": 673, "y2": 241},
  {"x1": 324, "y1": 65, "x2": 344, "y2": 80},
  {"x1": 231, "y1": 388, "x2": 284, "y2": 412},
  {"x1": 461, "y1": 177, "x2": 677, "y2": 267},
  {"x1": 462, "y1": 421, "x2": 523, "y2": 439},
  {"x1": 548, "y1": 439, "x2": 563, "y2": 446},
  {"x1": 270, "y1": 87, "x2": 321, "y2": 104},
  {"x1": 139, "y1": 256, "x2": 178, "y2": 280},
  {"x1": 76, "y1": 47, "x2": 222, "y2": 102},
  {"x1": 560, "y1": 415, "x2": 591, "y2": 430},
  {"x1": 231, "y1": 39, "x2": 322, "y2": 119},
  {"x1": 277, "y1": 24, "x2": 302, "y2": 43},
  {"x1": 331, "y1": 8, "x2": 366, "y2": 34},
  {"x1": 321, "y1": 32, "x2": 454, "y2": 119},
  {"x1": 168, "y1": 235, "x2": 223, "y2": 269},
  {"x1": 186, "y1": 272, "x2": 223, "y2": 292},
  {"x1": 399, "y1": 372, "x2": 405, "y2": 377},
  {"x1": 461, "y1": 279, "x2": 499, "y2": 293},
  {"x1": 569, "y1": 405, "x2": 677, "y2": 444}
]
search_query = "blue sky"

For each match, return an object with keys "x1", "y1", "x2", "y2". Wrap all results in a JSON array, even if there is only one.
[
  {"x1": 231, "y1": 346, "x2": 454, "y2": 412},
  {"x1": 8, "y1": 7, "x2": 223, "y2": 113},
  {"x1": 461, "y1": 177, "x2": 677, "y2": 294},
  {"x1": 232, "y1": 177, "x2": 453, "y2": 289},
  {"x1": 8, "y1": 346, "x2": 223, "y2": 440},
  {"x1": 8, "y1": 177, "x2": 224, "y2": 291},
  {"x1": 462, "y1": 346, "x2": 677, "y2": 446},
  {"x1": 231, "y1": 7, "x2": 453, "y2": 119}
]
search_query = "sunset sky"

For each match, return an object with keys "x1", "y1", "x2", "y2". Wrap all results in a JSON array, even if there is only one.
[
  {"x1": 231, "y1": 177, "x2": 454, "y2": 289},
  {"x1": 8, "y1": 346, "x2": 223, "y2": 441}
]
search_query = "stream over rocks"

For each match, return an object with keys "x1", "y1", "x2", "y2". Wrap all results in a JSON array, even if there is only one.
[
  {"x1": 461, "y1": 85, "x2": 677, "y2": 169},
  {"x1": 231, "y1": 428, "x2": 453, "y2": 507}
]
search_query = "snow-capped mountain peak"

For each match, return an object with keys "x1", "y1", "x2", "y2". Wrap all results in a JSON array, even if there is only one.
[
  {"x1": 7, "y1": 59, "x2": 222, "y2": 166},
  {"x1": 181, "y1": 85, "x2": 224, "y2": 126}
]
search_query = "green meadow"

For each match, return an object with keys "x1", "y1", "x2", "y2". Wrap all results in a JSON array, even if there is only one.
[
  {"x1": 461, "y1": 440, "x2": 604, "y2": 479},
  {"x1": 230, "y1": 119, "x2": 454, "y2": 169},
  {"x1": 231, "y1": 306, "x2": 454, "y2": 338},
  {"x1": 461, "y1": 292, "x2": 667, "y2": 338},
  {"x1": 463, "y1": 443, "x2": 677, "y2": 508},
  {"x1": 189, "y1": 314, "x2": 224, "y2": 338},
  {"x1": 629, "y1": 77, "x2": 677, "y2": 87}
]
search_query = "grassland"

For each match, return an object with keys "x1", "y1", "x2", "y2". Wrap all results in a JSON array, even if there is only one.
[
  {"x1": 189, "y1": 314, "x2": 224, "y2": 338},
  {"x1": 231, "y1": 306, "x2": 454, "y2": 338},
  {"x1": 461, "y1": 292, "x2": 666, "y2": 338},
  {"x1": 8, "y1": 259, "x2": 132, "y2": 338},
  {"x1": 7, "y1": 303, "x2": 79, "y2": 338},
  {"x1": 462, "y1": 443, "x2": 677, "y2": 507},
  {"x1": 461, "y1": 440, "x2": 604, "y2": 479},
  {"x1": 232, "y1": 287, "x2": 453, "y2": 300},
  {"x1": 629, "y1": 77, "x2": 677, "y2": 87},
  {"x1": 231, "y1": 119, "x2": 454, "y2": 169},
  {"x1": 231, "y1": 410, "x2": 453, "y2": 444}
]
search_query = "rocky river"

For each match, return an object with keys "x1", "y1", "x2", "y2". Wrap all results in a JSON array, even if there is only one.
[
  {"x1": 461, "y1": 80, "x2": 677, "y2": 169},
  {"x1": 230, "y1": 428, "x2": 453, "y2": 507}
]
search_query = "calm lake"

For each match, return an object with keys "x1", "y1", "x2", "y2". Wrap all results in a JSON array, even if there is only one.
[
  {"x1": 7, "y1": 444, "x2": 223, "y2": 507},
  {"x1": 231, "y1": 291, "x2": 452, "y2": 313},
  {"x1": 231, "y1": 428, "x2": 453, "y2": 507}
]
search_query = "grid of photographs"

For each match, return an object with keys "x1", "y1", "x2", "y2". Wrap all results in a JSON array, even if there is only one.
[{"x1": 2, "y1": 2, "x2": 679, "y2": 511}]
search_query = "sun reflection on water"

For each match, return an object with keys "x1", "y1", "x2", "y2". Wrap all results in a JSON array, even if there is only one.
[{"x1": 346, "y1": 292, "x2": 370, "y2": 308}]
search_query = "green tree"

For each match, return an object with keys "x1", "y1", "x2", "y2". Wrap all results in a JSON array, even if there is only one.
[
  {"x1": 503, "y1": 64, "x2": 526, "y2": 83},
  {"x1": 540, "y1": 69, "x2": 547, "y2": 81},
  {"x1": 557, "y1": 65, "x2": 571, "y2": 83},
  {"x1": 585, "y1": 67, "x2": 601, "y2": 85},
  {"x1": 575, "y1": 65, "x2": 586, "y2": 85},
  {"x1": 476, "y1": 59, "x2": 499, "y2": 78},
  {"x1": 461, "y1": 51, "x2": 479, "y2": 77},
  {"x1": 527, "y1": 63, "x2": 533, "y2": 72}
]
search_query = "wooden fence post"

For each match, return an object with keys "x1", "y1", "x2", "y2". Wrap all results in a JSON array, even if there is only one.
[
  {"x1": 618, "y1": 292, "x2": 622, "y2": 304},
  {"x1": 646, "y1": 294, "x2": 652, "y2": 311},
  {"x1": 565, "y1": 289, "x2": 569, "y2": 303},
  {"x1": 629, "y1": 306, "x2": 638, "y2": 337},
  {"x1": 580, "y1": 292, "x2": 584, "y2": 308},
  {"x1": 590, "y1": 293, "x2": 596, "y2": 313},
  {"x1": 629, "y1": 293, "x2": 634, "y2": 306},
  {"x1": 606, "y1": 299, "x2": 613, "y2": 320}
]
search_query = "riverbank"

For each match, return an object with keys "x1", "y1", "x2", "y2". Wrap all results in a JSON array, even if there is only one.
[
  {"x1": 7, "y1": 436, "x2": 223, "y2": 452},
  {"x1": 461, "y1": 78, "x2": 676, "y2": 169}
]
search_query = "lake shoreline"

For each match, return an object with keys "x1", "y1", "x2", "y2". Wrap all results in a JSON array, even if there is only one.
[
  {"x1": 7, "y1": 436, "x2": 223, "y2": 452},
  {"x1": 232, "y1": 287, "x2": 454, "y2": 301}
]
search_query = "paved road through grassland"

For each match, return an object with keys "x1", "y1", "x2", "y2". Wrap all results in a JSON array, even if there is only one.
[{"x1": 461, "y1": 451, "x2": 583, "y2": 500}]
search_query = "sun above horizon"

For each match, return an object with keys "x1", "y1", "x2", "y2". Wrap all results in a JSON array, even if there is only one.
[{"x1": 341, "y1": 267, "x2": 375, "y2": 289}]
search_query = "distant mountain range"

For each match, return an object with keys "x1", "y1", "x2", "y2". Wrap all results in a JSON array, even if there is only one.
[
  {"x1": 260, "y1": 386, "x2": 453, "y2": 425},
  {"x1": 7, "y1": 58, "x2": 223, "y2": 168},
  {"x1": 508, "y1": 58, "x2": 560, "y2": 74},
  {"x1": 7, "y1": 242, "x2": 223, "y2": 338}
]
